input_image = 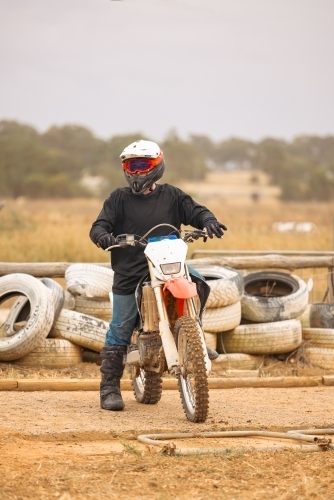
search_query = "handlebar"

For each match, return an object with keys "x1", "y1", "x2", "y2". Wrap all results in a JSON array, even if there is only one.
[{"x1": 104, "y1": 228, "x2": 209, "y2": 251}]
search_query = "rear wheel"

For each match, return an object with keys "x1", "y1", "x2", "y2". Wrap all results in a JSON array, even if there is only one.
[
  {"x1": 174, "y1": 316, "x2": 209, "y2": 422},
  {"x1": 132, "y1": 369, "x2": 162, "y2": 404}
]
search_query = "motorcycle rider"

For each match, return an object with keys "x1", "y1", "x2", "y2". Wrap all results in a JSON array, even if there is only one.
[{"x1": 90, "y1": 140, "x2": 227, "y2": 411}]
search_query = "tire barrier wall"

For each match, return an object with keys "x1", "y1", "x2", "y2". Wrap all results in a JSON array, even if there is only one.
[{"x1": 1, "y1": 263, "x2": 334, "y2": 371}]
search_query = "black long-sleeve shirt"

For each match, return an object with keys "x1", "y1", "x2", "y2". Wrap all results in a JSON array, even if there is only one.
[{"x1": 90, "y1": 183, "x2": 217, "y2": 294}]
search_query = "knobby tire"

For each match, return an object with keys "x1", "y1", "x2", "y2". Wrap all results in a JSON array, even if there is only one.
[
  {"x1": 175, "y1": 315, "x2": 209, "y2": 423},
  {"x1": 132, "y1": 369, "x2": 163, "y2": 404}
]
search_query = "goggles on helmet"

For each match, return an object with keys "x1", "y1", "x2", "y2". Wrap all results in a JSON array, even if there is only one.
[{"x1": 122, "y1": 152, "x2": 163, "y2": 175}]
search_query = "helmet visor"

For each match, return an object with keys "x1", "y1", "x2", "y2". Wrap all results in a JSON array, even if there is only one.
[{"x1": 122, "y1": 153, "x2": 163, "y2": 175}]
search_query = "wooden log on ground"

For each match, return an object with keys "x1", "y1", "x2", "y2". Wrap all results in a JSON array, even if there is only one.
[
  {"x1": 0, "y1": 380, "x2": 18, "y2": 390},
  {"x1": 0, "y1": 376, "x2": 324, "y2": 391},
  {"x1": 207, "y1": 376, "x2": 323, "y2": 389},
  {"x1": 322, "y1": 375, "x2": 334, "y2": 386},
  {"x1": 16, "y1": 379, "x2": 100, "y2": 391}
]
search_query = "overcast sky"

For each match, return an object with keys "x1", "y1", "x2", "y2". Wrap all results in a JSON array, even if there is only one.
[{"x1": 1, "y1": 0, "x2": 333, "y2": 142}]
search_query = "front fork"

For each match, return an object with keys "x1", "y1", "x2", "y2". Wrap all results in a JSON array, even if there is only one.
[
  {"x1": 149, "y1": 268, "x2": 180, "y2": 375},
  {"x1": 184, "y1": 264, "x2": 212, "y2": 375},
  {"x1": 186, "y1": 294, "x2": 212, "y2": 376}
]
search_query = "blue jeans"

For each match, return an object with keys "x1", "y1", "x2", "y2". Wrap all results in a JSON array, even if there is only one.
[{"x1": 104, "y1": 265, "x2": 204, "y2": 347}]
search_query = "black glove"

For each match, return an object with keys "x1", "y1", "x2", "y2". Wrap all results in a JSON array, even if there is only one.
[
  {"x1": 203, "y1": 220, "x2": 227, "y2": 239},
  {"x1": 97, "y1": 233, "x2": 116, "y2": 250}
]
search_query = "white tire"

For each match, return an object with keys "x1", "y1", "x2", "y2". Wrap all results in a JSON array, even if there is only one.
[
  {"x1": 220, "y1": 319, "x2": 302, "y2": 355},
  {"x1": 12, "y1": 338, "x2": 82, "y2": 368},
  {"x1": 39, "y1": 278, "x2": 64, "y2": 324},
  {"x1": 212, "y1": 353, "x2": 263, "y2": 369},
  {"x1": 302, "y1": 345, "x2": 334, "y2": 370},
  {"x1": 63, "y1": 290, "x2": 76, "y2": 310},
  {"x1": 65, "y1": 264, "x2": 114, "y2": 299},
  {"x1": 4, "y1": 295, "x2": 30, "y2": 336},
  {"x1": 6, "y1": 284, "x2": 58, "y2": 333},
  {"x1": 51, "y1": 308, "x2": 108, "y2": 352},
  {"x1": 74, "y1": 296, "x2": 112, "y2": 321},
  {"x1": 204, "y1": 331, "x2": 217, "y2": 350},
  {"x1": 191, "y1": 265, "x2": 244, "y2": 308},
  {"x1": 241, "y1": 271, "x2": 308, "y2": 323},
  {"x1": 302, "y1": 327, "x2": 334, "y2": 348},
  {"x1": 202, "y1": 301, "x2": 241, "y2": 333},
  {"x1": 0, "y1": 274, "x2": 54, "y2": 361}
]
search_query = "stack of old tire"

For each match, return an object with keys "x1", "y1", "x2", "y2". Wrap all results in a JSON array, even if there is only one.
[
  {"x1": 302, "y1": 302, "x2": 334, "y2": 370},
  {"x1": 215, "y1": 271, "x2": 308, "y2": 367},
  {"x1": 191, "y1": 265, "x2": 260, "y2": 370},
  {"x1": 0, "y1": 266, "x2": 312, "y2": 370},
  {"x1": 0, "y1": 265, "x2": 114, "y2": 368}
]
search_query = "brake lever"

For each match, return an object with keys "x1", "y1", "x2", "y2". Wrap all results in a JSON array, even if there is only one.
[
  {"x1": 136, "y1": 241, "x2": 147, "y2": 248},
  {"x1": 105, "y1": 244, "x2": 120, "y2": 251}
]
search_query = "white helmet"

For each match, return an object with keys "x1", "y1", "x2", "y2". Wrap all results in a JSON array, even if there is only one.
[
  {"x1": 120, "y1": 140, "x2": 161, "y2": 160},
  {"x1": 120, "y1": 140, "x2": 165, "y2": 194}
]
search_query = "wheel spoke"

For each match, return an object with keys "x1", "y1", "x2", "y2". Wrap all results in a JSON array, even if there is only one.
[{"x1": 184, "y1": 376, "x2": 196, "y2": 408}]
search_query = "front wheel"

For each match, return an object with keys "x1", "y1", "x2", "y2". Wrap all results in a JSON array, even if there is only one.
[
  {"x1": 131, "y1": 369, "x2": 163, "y2": 404},
  {"x1": 174, "y1": 316, "x2": 209, "y2": 422}
]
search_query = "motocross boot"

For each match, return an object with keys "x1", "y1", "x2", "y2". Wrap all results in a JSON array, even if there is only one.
[{"x1": 100, "y1": 346, "x2": 127, "y2": 411}]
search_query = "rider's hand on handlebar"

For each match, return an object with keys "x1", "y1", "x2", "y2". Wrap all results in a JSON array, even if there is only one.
[
  {"x1": 97, "y1": 233, "x2": 116, "y2": 250},
  {"x1": 203, "y1": 220, "x2": 227, "y2": 239}
]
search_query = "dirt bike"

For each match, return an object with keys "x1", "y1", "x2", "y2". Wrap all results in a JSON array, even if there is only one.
[{"x1": 106, "y1": 223, "x2": 213, "y2": 423}]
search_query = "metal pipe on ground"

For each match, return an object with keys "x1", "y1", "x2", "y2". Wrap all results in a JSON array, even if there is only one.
[{"x1": 137, "y1": 429, "x2": 334, "y2": 455}]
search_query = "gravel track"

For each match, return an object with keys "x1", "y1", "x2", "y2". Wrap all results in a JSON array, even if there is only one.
[{"x1": 1, "y1": 386, "x2": 333, "y2": 439}]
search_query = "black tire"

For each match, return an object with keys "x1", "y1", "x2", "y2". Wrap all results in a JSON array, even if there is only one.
[
  {"x1": 309, "y1": 303, "x2": 334, "y2": 329},
  {"x1": 132, "y1": 369, "x2": 162, "y2": 404},
  {"x1": 241, "y1": 271, "x2": 308, "y2": 323},
  {"x1": 174, "y1": 316, "x2": 209, "y2": 423}
]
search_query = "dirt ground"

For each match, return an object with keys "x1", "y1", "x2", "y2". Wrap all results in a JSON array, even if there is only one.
[{"x1": 1, "y1": 361, "x2": 334, "y2": 500}]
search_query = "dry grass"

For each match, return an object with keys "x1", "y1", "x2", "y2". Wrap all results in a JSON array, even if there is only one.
[
  {"x1": 0, "y1": 172, "x2": 333, "y2": 264},
  {"x1": 1, "y1": 445, "x2": 334, "y2": 500},
  {"x1": 0, "y1": 361, "x2": 101, "y2": 379},
  {"x1": 0, "y1": 171, "x2": 332, "y2": 303},
  {"x1": 0, "y1": 196, "x2": 331, "y2": 262},
  {"x1": 0, "y1": 172, "x2": 334, "y2": 262},
  {"x1": 0, "y1": 197, "x2": 109, "y2": 263},
  {"x1": 1, "y1": 355, "x2": 331, "y2": 380}
]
